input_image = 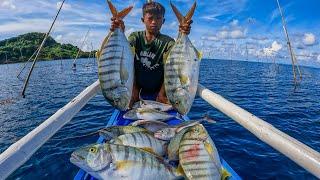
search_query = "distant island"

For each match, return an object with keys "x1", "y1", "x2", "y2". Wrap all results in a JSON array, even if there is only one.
[{"x1": 0, "y1": 32, "x2": 96, "y2": 64}]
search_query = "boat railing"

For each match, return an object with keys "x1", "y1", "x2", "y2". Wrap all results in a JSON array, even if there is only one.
[{"x1": 0, "y1": 81, "x2": 319, "y2": 179}]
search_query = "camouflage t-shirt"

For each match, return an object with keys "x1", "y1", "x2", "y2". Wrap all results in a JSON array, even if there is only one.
[{"x1": 128, "y1": 31, "x2": 174, "y2": 93}]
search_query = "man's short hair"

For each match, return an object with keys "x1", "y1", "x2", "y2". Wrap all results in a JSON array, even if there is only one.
[{"x1": 142, "y1": 2, "x2": 165, "y2": 17}]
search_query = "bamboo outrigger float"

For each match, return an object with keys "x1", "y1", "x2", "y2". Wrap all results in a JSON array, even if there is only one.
[{"x1": 0, "y1": 81, "x2": 319, "y2": 179}]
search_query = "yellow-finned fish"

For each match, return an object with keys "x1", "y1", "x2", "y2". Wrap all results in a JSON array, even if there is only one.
[
  {"x1": 110, "y1": 132, "x2": 168, "y2": 156},
  {"x1": 70, "y1": 143, "x2": 182, "y2": 180},
  {"x1": 98, "y1": 126, "x2": 149, "y2": 141},
  {"x1": 179, "y1": 124, "x2": 222, "y2": 180},
  {"x1": 164, "y1": 1, "x2": 200, "y2": 115},
  {"x1": 98, "y1": 0, "x2": 134, "y2": 111}
]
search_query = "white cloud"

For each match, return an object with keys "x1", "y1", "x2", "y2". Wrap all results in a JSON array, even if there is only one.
[
  {"x1": 230, "y1": 19, "x2": 239, "y2": 26},
  {"x1": 57, "y1": 1, "x2": 72, "y2": 10},
  {"x1": 125, "y1": 27, "x2": 135, "y2": 37},
  {"x1": 303, "y1": 33, "x2": 316, "y2": 46},
  {"x1": 230, "y1": 29, "x2": 245, "y2": 39},
  {"x1": 200, "y1": 15, "x2": 219, "y2": 21},
  {"x1": 263, "y1": 41, "x2": 282, "y2": 56},
  {"x1": 317, "y1": 55, "x2": 320, "y2": 62},
  {"x1": 1, "y1": 0, "x2": 16, "y2": 10},
  {"x1": 55, "y1": 34, "x2": 63, "y2": 41}
]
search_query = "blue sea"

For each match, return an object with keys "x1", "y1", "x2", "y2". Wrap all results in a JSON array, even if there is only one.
[{"x1": 0, "y1": 58, "x2": 319, "y2": 179}]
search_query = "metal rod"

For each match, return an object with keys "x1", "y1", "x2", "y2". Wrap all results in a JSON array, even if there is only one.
[
  {"x1": 276, "y1": 0, "x2": 302, "y2": 83},
  {"x1": 72, "y1": 28, "x2": 91, "y2": 69},
  {"x1": 197, "y1": 84, "x2": 320, "y2": 178},
  {"x1": 16, "y1": 47, "x2": 39, "y2": 78},
  {"x1": 0, "y1": 80, "x2": 100, "y2": 179},
  {"x1": 21, "y1": 0, "x2": 66, "y2": 98}
]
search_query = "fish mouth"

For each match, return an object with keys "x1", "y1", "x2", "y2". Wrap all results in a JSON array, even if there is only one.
[{"x1": 70, "y1": 153, "x2": 85, "y2": 163}]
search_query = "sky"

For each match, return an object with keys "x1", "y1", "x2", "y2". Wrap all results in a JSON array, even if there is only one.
[{"x1": 0, "y1": 0, "x2": 319, "y2": 67}]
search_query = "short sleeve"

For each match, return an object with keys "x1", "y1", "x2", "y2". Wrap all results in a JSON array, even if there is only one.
[{"x1": 128, "y1": 32, "x2": 137, "y2": 47}]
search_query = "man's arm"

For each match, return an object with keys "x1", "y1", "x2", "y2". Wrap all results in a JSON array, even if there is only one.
[{"x1": 156, "y1": 82, "x2": 170, "y2": 104}]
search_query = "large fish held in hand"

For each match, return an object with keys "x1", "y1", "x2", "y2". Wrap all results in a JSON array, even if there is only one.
[
  {"x1": 97, "y1": 0, "x2": 134, "y2": 111},
  {"x1": 164, "y1": 2, "x2": 201, "y2": 115}
]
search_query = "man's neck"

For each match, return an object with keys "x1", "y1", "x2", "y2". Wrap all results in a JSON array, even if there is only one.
[{"x1": 145, "y1": 30, "x2": 159, "y2": 43}]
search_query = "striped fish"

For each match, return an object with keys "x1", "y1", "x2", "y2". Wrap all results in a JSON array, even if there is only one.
[
  {"x1": 70, "y1": 143, "x2": 181, "y2": 180},
  {"x1": 179, "y1": 124, "x2": 222, "y2": 180},
  {"x1": 98, "y1": 0, "x2": 134, "y2": 111},
  {"x1": 98, "y1": 126, "x2": 149, "y2": 141},
  {"x1": 164, "y1": 1, "x2": 201, "y2": 115},
  {"x1": 110, "y1": 132, "x2": 168, "y2": 156}
]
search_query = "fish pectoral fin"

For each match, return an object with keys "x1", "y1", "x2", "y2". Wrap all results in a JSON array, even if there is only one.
[
  {"x1": 221, "y1": 167, "x2": 232, "y2": 180},
  {"x1": 130, "y1": 46, "x2": 135, "y2": 54},
  {"x1": 115, "y1": 160, "x2": 135, "y2": 170},
  {"x1": 174, "y1": 164, "x2": 186, "y2": 177},
  {"x1": 197, "y1": 50, "x2": 203, "y2": 60},
  {"x1": 179, "y1": 74, "x2": 189, "y2": 86}
]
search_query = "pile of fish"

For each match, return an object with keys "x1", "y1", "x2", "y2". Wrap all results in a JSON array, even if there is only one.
[{"x1": 70, "y1": 112, "x2": 230, "y2": 179}]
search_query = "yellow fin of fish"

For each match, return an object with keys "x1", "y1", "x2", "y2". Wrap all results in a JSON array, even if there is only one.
[
  {"x1": 130, "y1": 46, "x2": 135, "y2": 54},
  {"x1": 163, "y1": 50, "x2": 171, "y2": 64},
  {"x1": 175, "y1": 164, "x2": 185, "y2": 177},
  {"x1": 204, "y1": 141, "x2": 214, "y2": 155},
  {"x1": 115, "y1": 160, "x2": 135, "y2": 170},
  {"x1": 197, "y1": 50, "x2": 203, "y2": 60},
  {"x1": 179, "y1": 74, "x2": 189, "y2": 85},
  {"x1": 221, "y1": 167, "x2": 232, "y2": 180}
]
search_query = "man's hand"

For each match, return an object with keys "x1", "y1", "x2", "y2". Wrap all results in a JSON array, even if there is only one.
[
  {"x1": 179, "y1": 19, "x2": 193, "y2": 35},
  {"x1": 110, "y1": 17, "x2": 125, "y2": 32},
  {"x1": 156, "y1": 84, "x2": 170, "y2": 104}
]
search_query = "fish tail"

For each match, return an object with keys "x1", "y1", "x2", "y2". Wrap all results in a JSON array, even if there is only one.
[
  {"x1": 175, "y1": 113, "x2": 185, "y2": 121},
  {"x1": 107, "y1": 0, "x2": 133, "y2": 19},
  {"x1": 203, "y1": 113, "x2": 216, "y2": 124},
  {"x1": 170, "y1": 1, "x2": 196, "y2": 24}
]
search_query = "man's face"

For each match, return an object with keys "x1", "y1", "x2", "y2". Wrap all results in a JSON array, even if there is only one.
[{"x1": 142, "y1": 12, "x2": 164, "y2": 34}]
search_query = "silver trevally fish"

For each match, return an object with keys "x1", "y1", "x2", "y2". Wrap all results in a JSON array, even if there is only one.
[
  {"x1": 132, "y1": 100, "x2": 173, "y2": 112},
  {"x1": 123, "y1": 108, "x2": 181, "y2": 121},
  {"x1": 154, "y1": 116, "x2": 216, "y2": 140},
  {"x1": 110, "y1": 132, "x2": 168, "y2": 156},
  {"x1": 98, "y1": 125, "x2": 149, "y2": 141},
  {"x1": 164, "y1": 1, "x2": 201, "y2": 115},
  {"x1": 130, "y1": 120, "x2": 169, "y2": 132},
  {"x1": 97, "y1": 0, "x2": 134, "y2": 111},
  {"x1": 70, "y1": 143, "x2": 182, "y2": 180}
]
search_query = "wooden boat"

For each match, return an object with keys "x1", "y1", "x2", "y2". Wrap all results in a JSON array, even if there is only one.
[{"x1": 73, "y1": 106, "x2": 242, "y2": 180}]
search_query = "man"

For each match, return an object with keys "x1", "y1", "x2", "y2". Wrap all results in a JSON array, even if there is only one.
[{"x1": 110, "y1": 1, "x2": 192, "y2": 105}]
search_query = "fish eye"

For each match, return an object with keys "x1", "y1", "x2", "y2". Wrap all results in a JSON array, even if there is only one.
[
  {"x1": 175, "y1": 101, "x2": 179, "y2": 105},
  {"x1": 89, "y1": 147, "x2": 97, "y2": 153}
]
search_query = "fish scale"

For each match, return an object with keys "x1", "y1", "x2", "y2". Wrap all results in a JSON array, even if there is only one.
[
  {"x1": 105, "y1": 144, "x2": 177, "y2": 179},
  {"x1": 111, "y1": 132, "x2": 167, "y2": 156}
]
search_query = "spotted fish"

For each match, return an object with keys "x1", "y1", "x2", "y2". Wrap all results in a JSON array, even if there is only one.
[
  {"x1": 98, "y1": 0, "x2": 134, "y2": 111},
  {"x1": 164, "y1": 2, "x2": 201, "y2": 115},
  {"x1": 179, "y1": 124, "x2": 222, "y2": 179},
  {"x1": 70, "y1": 143, "x2": 181, "y2": 180}
]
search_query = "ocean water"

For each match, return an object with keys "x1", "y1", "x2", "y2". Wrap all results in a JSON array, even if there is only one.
[{"x1": 0, "y1": 58, "x2": 319, "y2": 179}]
